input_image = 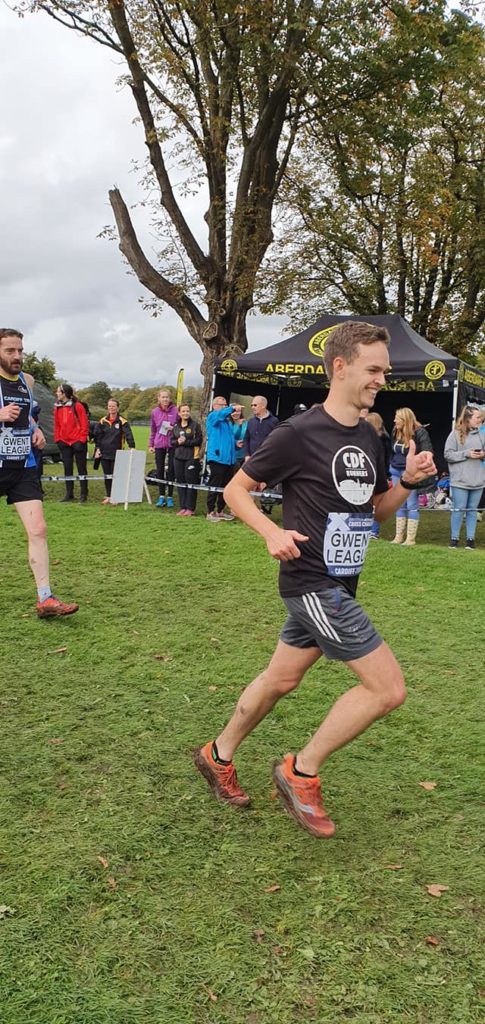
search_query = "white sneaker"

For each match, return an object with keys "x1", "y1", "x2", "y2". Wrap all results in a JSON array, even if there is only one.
[
  {"x1": 219, "y1": 511, "x2": 235, "y2": 521},
  {"x1": 206, "y1": 512, "x2": 221, "y2": 522}
]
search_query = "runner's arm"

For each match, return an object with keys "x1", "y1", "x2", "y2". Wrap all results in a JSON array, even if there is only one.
[
  {"x1": 224, "y1": 468, "x2": 308, "y2": 561},
  {"x1": 374, "y1": 439, "x2": 436, "y2": 522}
]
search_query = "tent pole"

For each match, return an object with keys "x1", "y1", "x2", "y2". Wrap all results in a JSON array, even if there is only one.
[
  {"x1": 451, "y1": 372, "x2": 459, "y2": 428},
  {"x1": 276, "y1": 385, "x2": 281, "y2": 417}
]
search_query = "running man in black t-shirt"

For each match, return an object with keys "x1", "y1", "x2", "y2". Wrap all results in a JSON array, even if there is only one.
[
  {"x1": 0, "y1": 328, "x2": 78, "y2": 618},
  {"x1": 194, "y1": 321, "x2": 436, "y2": 838}
]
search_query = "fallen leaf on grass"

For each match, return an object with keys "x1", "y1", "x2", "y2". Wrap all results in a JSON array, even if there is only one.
[
  {"x1": 153, "y1": 654, "x2": 173, "y2": 662},
  {"x1": 252, "y1": 928, "x2": 265, "y2": 944},
  {"x1": 383, "y1": 864, "x2": 403, "y2": 871},
  {"x1": 207, "y1": 686, "x2": 217, "y2": 692},
  {"x1": 107, "y1": 877, "x2": 117, "y2": 889},
  {"x1": 425, "y1": 935, "x2": 440, "y2": 946},
  {"x1": 426, "y1": 884, "x2": 449, "y2": 897},
  {"x1": 264, "y1": 884, "x2": 281, "y2": 894},
  {"x1": 203, "y1": 986, "x2": 218, "y2": 1003},
  {"x1": 272, "y1": 945, "x2": 284, "y2": 956},
  {"x1": 418, "y1": 781, "x2": 437, "y2": 791},
  {"x1": 96, "y1": 855, "x2": 109, "y2": 870},
  {"x1": 47, "y1": 738, "x2": 64, "y2": 745},
  {"x1": 269, "y1": 788, "x2": 278, "y2": 800},
  {"x1": 46, "y1": 646, "x2": 67, "y2": 656},
  {"x1": 210, "y1": 637, "x2": 220, "y2": 643},
  {"x1": 0, "y1": 905, "x2": 15, "y2": 919}
]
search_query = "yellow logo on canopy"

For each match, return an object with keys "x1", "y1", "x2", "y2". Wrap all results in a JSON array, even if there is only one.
[
  {"x1": 308, "y1": 326, "x2": 338, "y2": 358},
  {"x1": 424, "y1": 360, "x2": 446, "y2": 381},
  {"x1": 220, "y1": 358, "x2": 238, "y2": 373}
]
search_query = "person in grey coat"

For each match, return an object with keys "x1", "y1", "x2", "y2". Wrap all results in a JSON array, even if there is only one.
[{"x1": 444, "y1": 405, "x2": 485, "y2": 549}]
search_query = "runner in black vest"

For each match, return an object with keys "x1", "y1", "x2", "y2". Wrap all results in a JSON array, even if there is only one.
[
  {"x1": 194, "y1": 321, "x2": 436, "y2": 838},
  {"x1": 0, "y1": 328, "x2": 78, "y2": 617}
]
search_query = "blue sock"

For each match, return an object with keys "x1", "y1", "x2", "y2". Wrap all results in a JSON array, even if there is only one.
[{"x1": 38, "y1": 586, "x2": 52, "y2": 602}]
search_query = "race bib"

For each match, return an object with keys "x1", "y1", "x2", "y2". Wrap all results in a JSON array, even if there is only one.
[
  {"x1": 323, "y1": 512, "x2": 374, "y2": 577},
  {"x1": 0, "y1": 428, "x2": 31, "y2": 460}
]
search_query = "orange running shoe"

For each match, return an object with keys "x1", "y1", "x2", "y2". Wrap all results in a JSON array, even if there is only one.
[
  {"x1": 36, "y1": 595, "x2": 79, "y2": 619},
  {"x1": 193, "y1": 742, "x2": 250, "y2": 807},
  {"x1": 272, "y1": 754, "x2": 336, "y2": 838}
]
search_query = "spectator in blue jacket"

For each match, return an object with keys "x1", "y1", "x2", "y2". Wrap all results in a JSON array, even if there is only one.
[
  {"x1": 206, "y1": 396, "x2": 236, "y2": 522},
  {"x1": 244, "y1": 396, "x2": 279, "y2": 459}
]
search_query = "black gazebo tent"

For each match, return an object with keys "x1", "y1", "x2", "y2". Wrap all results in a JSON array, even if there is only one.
[{"x1": 215, "y1": 314, "x2": 485, "y2": 468}]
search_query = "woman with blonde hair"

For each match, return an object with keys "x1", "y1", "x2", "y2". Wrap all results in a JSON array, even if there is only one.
[
  {"x1": 389, "y1": 407, "x2": 433, "y2": 545},
  {"x1": 444, "y1": 405, "x2": 485, "y2": 549}
]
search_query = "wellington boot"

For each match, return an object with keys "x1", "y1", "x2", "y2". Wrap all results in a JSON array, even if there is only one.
[
  {"x1": 403, "y1": 519, "x2": 419, "y2": 546},
  {"x1": 390, "y1": 518, "x2": 406, "y2": 544}
]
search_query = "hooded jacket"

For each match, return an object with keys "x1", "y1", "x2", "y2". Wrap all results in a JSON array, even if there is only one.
[
  {"x1": 444, "y1": 427, "x2": 485, "y2": 489},
  {"x1": 54, "y1": 400, "x2": 89, "y2": 446}
]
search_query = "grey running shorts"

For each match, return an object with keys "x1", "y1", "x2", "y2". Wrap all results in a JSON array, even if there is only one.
[{"x1": 280, "y1": 587, "x2": 382, "y2": 662}]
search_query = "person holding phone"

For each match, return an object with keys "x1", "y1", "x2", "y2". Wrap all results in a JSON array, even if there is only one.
[{"x1": 444, "y1": 405, "x2": 485, "y2": 549}]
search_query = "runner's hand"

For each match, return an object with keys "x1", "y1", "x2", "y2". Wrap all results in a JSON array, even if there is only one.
[
  {"x1": 0, "y1": 403, "x2": 21, "y2": 423},
  {"x1": 403, "y1": 439, "x2": 436, "y2": 483},
  {"x1": 266, "y1": 528, "x2": 309, "y2": 561},
  {"x1": 32, "y1": 427, "x2": 46, "y2": 450}
]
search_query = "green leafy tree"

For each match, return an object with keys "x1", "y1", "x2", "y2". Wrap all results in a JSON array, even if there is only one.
[
  {"x1": 262, "y1": 8, "x2": 485, "y2": 358},
  {"x1": 22, "y1": 351, "x2": 57, "y2": 387}
]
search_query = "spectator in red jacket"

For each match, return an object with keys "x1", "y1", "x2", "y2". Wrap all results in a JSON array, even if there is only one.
[{"x1": 54, "y1": 383, "x2": 90, "y2": 503}]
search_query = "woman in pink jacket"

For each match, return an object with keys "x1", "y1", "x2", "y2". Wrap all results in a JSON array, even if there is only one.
[{"x1": 148, "y1": 389, "x2": 178, "y2": 508}]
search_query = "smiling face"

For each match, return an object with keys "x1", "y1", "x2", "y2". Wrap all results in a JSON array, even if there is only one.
[
  {"x1": 469, "y1": 409, "x2": 482, "y2": 430},
  {"x1": 333, "y1": 342, "x2": 390, "y2": 411},
  {"x1": 0, "y1": 333, "x2": 23, "y2": 377},
  {"x1": 179, "y1": 404, "x2": 190, "y2": 420}
]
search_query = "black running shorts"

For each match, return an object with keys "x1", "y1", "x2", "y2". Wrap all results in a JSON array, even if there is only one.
[{"x1": 0, "y1": 466, "x2": 43, "y2": 505}]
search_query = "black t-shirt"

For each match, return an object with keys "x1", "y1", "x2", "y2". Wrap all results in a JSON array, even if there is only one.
[
  {"x1": 243, "y1": 406, "x2": 388, "y2": 598},
  {"x1": 0, "y1": 374, "x2": 33, "y2": 471}
]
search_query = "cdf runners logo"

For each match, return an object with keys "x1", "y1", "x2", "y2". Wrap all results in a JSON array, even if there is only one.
[
  {"x1": 308, "y1": 326, "x2": 337, "y2": 358},
  {"x1": 332, "y1": 446, "x2": 376, "y2": 505},
  {"x1": 424, "y1": 360, "x2": 446, "y2": 381}
]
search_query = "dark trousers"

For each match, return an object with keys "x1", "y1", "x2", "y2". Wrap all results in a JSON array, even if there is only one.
[
  {"x1": 101, "y1": 457, "x2": 115, "y2": 496},
  {"x1": 174, "y1": 458, "x2": 200, "y2": 512},
  {"x1": 207, "y1": 461, "x2": 233, "y2": 513},
  {"x1": 58, "y1": 441, "x2": 88, "y2": 498},
  {"x1": 155, "y1": 448, "x2": 174, "y2": 497}
]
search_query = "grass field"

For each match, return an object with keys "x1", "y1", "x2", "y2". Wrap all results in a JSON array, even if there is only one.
[{"x1": 0, "y1": 465, "x2": 484, "y2": 1023}]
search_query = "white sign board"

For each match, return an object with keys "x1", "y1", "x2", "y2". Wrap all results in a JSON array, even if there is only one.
[{"x1": 110, "y1": 449, "x2": 148, "y2": 507}]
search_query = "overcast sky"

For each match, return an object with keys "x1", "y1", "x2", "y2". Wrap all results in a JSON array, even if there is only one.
[{"x1": 0, "y1": 3, "x2": 287, "y2": 388}]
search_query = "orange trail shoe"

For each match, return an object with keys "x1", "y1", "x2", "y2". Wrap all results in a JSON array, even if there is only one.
[
  {"x1": 193, "y1": 742, "x2": 250, "y2": 807},
  {"x1": 36, "y1": 595, "x2": 79, "y2": 619},
  {"x1": 272, "y1": 753, "x2": 336, "y2": 838}
]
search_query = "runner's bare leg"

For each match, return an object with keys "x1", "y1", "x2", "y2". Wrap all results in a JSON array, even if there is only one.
[
  {"x1": 215, "y1": 642, "x2": 321, "y2": 762},
  {"x1": 15, "y1": 499, "x2": 50, "y2": 590},
  {"x1": 296, "y1": 642, "x2": 406, "y2": 775}
]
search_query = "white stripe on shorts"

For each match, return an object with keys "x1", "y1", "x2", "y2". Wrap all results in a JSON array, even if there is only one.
[{"x1": 302, "y1": 592, "x2": 342, "y2": 644}]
